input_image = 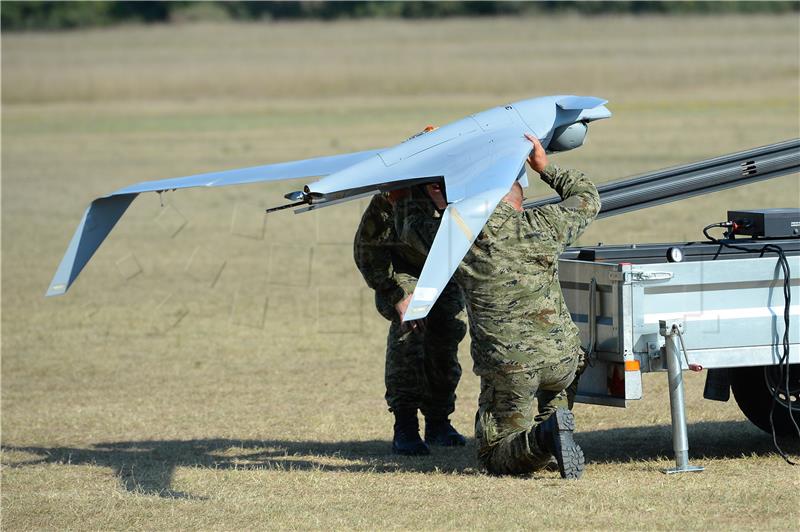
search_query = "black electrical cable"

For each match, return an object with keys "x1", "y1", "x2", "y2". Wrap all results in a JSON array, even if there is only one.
[{"x1": 703, "y1": 222, "x2": 799, "y2": 465}]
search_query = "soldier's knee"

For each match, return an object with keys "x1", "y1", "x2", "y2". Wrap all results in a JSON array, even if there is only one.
[{"x1": 479, "y1": 447, "x2": 542, "y2": 476}]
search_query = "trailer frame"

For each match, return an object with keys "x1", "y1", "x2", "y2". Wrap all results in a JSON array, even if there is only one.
[{"x1": 560, "y1": 245, "x2": 799, "y2": 472}]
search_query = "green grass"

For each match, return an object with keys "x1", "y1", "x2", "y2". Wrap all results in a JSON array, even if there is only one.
[{"x1": 2, "y1": 16, "x2": 799, "y2": 530}]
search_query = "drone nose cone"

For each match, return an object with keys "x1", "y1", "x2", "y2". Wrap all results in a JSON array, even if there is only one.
[{"x1": 549, "y1": 122, "x2": 588, "y2": 152}]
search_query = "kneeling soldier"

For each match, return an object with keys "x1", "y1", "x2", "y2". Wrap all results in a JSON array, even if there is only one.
[{"x1": 395, "y1": 134, "x2": 600, "y2": 477}]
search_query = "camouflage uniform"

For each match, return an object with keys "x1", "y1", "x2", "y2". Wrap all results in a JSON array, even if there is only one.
[
  {"x1": 354, "y1": 193, "x2": 466, "y2": 419},
  {"x1": 396, "y1": 164, "x2": 600, "y2": 474}
]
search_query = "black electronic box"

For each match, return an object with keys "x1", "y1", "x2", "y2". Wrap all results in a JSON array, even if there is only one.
[{"x1": 727, "y1": 208, "x2": 800, "y2": 238}]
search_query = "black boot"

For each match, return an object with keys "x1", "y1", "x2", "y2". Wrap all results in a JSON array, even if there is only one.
[
  {"x1": 424, "y1": 417, "x2": 467, "y2": 447},
  {"x1": 533, "y1": 408, "x2": 584, "y2": 479},
  {"x1": 392, "y1": 409, "x2": 430, "y2": 456}
]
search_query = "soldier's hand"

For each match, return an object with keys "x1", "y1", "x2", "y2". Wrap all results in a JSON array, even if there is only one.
[
  {"x1": 525, "y1": 133, "x2": 548, "y2": 174},
  {"x1": 395, "y1": 293, "x2": 426, "y2": 333},
  {"x1": 395, "y1": 293, "x2": 413, "y2": 321},
  {"x1": 410, "y1": 317, "x2": 427, "y2": 334},
  {"x1": 401, "y1": 318, "x2": 426, "y2": 334}
]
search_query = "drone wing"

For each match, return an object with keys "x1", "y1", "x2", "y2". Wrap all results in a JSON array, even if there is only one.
[
  {"x1": 401, "y1": 135, "x2": 533, "y2": 321},
  {"x1": 46, "y1": 148, "x2": 381, "y2": 296}
]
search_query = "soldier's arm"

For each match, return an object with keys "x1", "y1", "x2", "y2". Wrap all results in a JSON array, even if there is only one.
[
  {"x1": 353, "y1": 195, "x2": 415, "y2": 306},
  {"x1": 529, "y1": 163, "x2": 601, "y2": 248},
  {"x1": 520, "y1": 133, "x2": 600, "y2": 248}
]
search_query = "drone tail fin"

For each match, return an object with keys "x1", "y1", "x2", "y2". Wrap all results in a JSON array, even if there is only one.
[{"x1": 46, "y1": 194, "x2": 137, "y2": 297}]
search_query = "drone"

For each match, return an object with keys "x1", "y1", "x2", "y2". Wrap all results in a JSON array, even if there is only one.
[{"x1": 47, "y1": 94, "x2": 611, "y2": 321}]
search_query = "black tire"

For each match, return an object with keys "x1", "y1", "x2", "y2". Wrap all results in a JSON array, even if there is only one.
[{"x1": 730, "y1": 364, "x2": 800, "y2": 440}]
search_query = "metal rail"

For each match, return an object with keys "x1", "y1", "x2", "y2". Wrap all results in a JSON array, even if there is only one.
[{"x1": 524, "y1": 138, "x2": 800, "y2": 218}]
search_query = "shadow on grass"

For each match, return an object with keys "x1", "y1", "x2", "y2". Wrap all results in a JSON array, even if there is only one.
[
  {"x1": 4, "y1": 420, "x2": 797, "y2": 498},
  {"x1": 578, "y1": 419, "x2": 798, "y2": 465},
  {"x1": 2, "y1": 438, "x2": 478, "y2": 498}
]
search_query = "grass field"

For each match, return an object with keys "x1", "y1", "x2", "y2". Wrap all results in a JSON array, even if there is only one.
[{"x1": 2, "y1": 16, "x2": 799, "y2": 530}]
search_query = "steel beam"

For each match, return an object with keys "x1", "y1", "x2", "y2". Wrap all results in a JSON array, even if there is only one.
[{"x1": 525, "y1": 139, "x2": 800, "y2": 219}]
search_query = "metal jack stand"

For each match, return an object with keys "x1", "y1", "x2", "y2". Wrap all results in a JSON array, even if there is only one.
[{"x1": 659, "y1": 320, "x2": 705, "y2": 474}]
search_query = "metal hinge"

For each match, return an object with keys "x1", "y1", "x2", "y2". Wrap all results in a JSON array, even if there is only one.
[{"x1": 609, "y1": 270, "x2": 673, "y2": 282}]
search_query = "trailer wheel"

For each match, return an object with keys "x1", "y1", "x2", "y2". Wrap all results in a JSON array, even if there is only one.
[{"x1": 730, "y1": 364, "x2": 800, "y2": 439}]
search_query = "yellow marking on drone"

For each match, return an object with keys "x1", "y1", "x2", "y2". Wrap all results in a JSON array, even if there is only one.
[{"x1": 449, "y1": 207, "x2": 473, "y2": 241}]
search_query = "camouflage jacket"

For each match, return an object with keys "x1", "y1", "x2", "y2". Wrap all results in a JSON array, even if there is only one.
[
  {"x1": 353, "y1": 193, "x2": 430, "y2": 310},
  {"x1": 396, "y1": 164, "x2": 601, "y2": 373}
]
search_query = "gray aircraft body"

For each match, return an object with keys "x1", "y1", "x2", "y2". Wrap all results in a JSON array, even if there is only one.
[{"x1": 47, "y1": 94, "x2": 611, "y2": 320}]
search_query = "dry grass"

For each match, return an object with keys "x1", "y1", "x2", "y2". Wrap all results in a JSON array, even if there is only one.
[{"x1": 2, "y1": 16, "x2": 799, "y2": 530}]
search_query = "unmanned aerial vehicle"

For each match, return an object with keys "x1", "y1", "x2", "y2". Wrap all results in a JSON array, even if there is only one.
[{"x1": 47, "y1": 94, "x2": 611, "y2": 321}]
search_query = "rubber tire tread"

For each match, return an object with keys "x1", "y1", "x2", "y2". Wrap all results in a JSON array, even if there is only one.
[{"x1": 730, "y1": 365, "x2": 800, "y2": 440}]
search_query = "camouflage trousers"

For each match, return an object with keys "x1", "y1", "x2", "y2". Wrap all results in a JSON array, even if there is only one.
[
  {"x1": 376, "y1": 283, "x2": 466, "y2": 419},
  {"x1": 475, "y1": 353, "x2": 582, "y2": 475}
]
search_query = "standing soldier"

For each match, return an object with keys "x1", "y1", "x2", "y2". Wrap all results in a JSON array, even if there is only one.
[
  {"x1": 394, "y1": 134, "x2": 600, "y2": 478},
  {"x1": 354, "y1": 174, "x2": 468, "y2": 455}
]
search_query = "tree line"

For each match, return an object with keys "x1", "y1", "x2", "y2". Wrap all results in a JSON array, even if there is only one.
[{"x1": 3, "y1": 1, "x2": 798, "y2": 31}]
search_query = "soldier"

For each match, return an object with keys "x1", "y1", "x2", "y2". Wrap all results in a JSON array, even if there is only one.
[
  {"x1": 354, "y1": 186, "x2": 468, "y2": 455},
  {"x1": 394, "y1": 134, "x2": 600, "y2": 478}
]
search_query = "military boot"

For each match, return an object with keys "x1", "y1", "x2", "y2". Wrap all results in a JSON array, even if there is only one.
[
  {"x1": 392, "y1": 409, "x2": 430, "y2": 456},
  {"x1": 424, "y1": 417, "x2": 467, "y2": 447},
  {"x1": 532, "y1": 407, "x2": 584, "y2": 479}
]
